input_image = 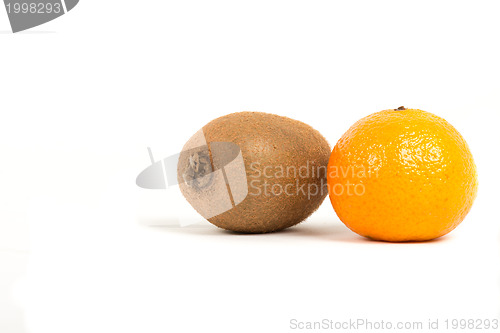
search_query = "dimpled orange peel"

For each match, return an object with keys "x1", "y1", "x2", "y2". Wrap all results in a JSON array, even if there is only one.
[{"x1": 327, "y1": 107, "x2": 478, "y2": 242}]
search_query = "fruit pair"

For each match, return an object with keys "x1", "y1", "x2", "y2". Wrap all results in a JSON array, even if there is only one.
[{"x1": 178, "y1": 108, "x2": 478, "y2": 242}]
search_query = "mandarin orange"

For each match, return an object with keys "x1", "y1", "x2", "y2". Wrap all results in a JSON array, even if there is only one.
[{"x1": 327, "y1": 107, "x2": 478, "y2": 242}]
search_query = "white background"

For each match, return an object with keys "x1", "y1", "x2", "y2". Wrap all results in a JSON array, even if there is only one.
[{"x1": 1, "y1": 1, "x2": 499, "y2": 332}]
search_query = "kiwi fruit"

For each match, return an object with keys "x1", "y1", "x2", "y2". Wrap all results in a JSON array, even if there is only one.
[{"x1": 177, "y1": 111, "x2": 330, "y2": 233}]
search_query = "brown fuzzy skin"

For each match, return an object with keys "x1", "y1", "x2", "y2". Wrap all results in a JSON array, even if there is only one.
[{"x1": 177, "y1": 112, "x2": 331, "y2": 233}]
